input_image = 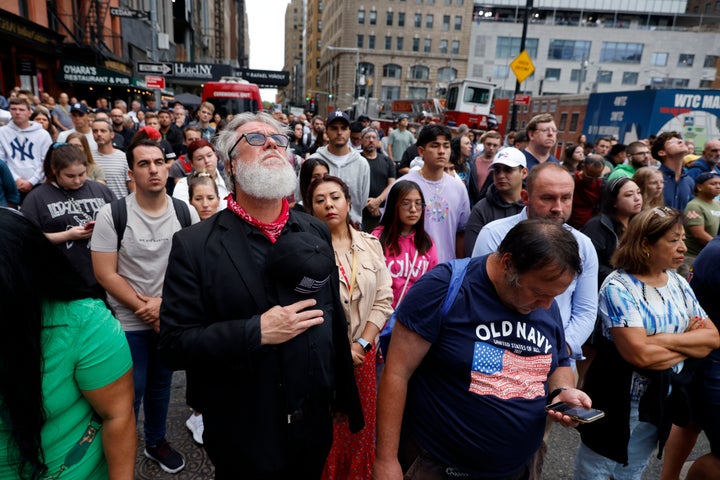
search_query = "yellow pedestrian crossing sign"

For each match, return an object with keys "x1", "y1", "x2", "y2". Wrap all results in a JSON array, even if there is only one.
[{"x1": 510, "y1": 50, "x2": 535, "y2": 83}]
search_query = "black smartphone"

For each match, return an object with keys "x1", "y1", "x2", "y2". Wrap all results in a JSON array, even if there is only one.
[{"x1": 545, "y1": 402, "x2": 605, "y2": 424}]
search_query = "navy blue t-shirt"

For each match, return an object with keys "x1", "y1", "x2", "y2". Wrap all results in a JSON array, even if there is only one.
[
  {"x1": 397, "y1": 256, "x2": 569, "y2": 477},
  {"x1": 690, "y1": 236, "x2": 720, "y2": 362}
]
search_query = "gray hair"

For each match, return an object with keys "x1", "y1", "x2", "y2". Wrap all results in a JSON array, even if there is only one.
[
  {"x1": 213, "y1": 112, "x2": 290, "y2": 187},
  {"x1": 214, "y1": 112, "x2": 289, "y2": 164}
]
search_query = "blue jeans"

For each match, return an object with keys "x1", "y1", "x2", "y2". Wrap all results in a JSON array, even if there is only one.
[
  {"x1": 126, "y1": 329, "x2": 173, "y2": 445},
  {"x1": 573, "y1": 400, "x2": 657, "y2": 480}
]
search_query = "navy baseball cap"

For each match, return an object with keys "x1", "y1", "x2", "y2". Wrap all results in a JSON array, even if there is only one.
[
  {"x1": 70, "y1": 102, "x2": 89, "y2": 115},
  {"x1": 326, "y1": 111, "x2": 350, "y2": 126}
]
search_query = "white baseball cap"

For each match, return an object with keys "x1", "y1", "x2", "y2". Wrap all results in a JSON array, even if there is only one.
[{"x1": 490, "y1": 147, "x2": 527, "y2": 168}]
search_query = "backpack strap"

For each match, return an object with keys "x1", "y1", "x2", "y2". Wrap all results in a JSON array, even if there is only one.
[
  {"x1": 440, "y1": 257, "x2": 472, "y2": 317},
  {"x1": 111, "y1": 197, "x2": 191, "y2": 252},
  {"x1": 109, "y1": 198, "x2": 128, "y2": 252},
  {"x1": 171, "y1": 197, "x2": 192, "y2": 228}
]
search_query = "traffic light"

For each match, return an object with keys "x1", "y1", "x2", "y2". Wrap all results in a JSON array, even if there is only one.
[
  {"x1": 305, "y1": 95, "x2": 310, "y2": 101},
  {"x1": 328, "y1": 93, "x2": 333, "y2": 99}
]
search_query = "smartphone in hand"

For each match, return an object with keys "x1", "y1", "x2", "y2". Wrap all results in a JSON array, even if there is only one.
[
  {"x1": 84, "y1": 221, "x2": 96, "y2": 230},
  {"x1": 545, "y1": 402, "x2": 605, "y2": 423}
]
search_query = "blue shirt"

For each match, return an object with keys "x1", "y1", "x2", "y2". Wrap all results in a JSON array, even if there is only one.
[
  {"x1": 690, "y1": 235, "x2": 720, "y2": 361},
  {"x1": 659, "y1": 163, "x2": 694, "y2": 210},
  {"x1": 471, "y1": 208, "x2": 599, "y2": 362},
  {"x1": 398, "y1": 257, "x2": 568, "y2": 477},
  {"x1": 0, "y1": 160, "x2": 19, "y2": 207},
  {"x1": 523, "y1": 149, "x2": 559, "y2": 171}
]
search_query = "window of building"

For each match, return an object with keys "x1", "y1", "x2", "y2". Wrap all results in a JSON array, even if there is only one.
[
  {"x1": 414, "y1": 13, "x2": 422, "y2": 28},
  {"x1": 382, "y1": 86, "x2": 401, "y2": 100},
  {"x1": 569, "y1": 112, "x2": 579, "y2": 132},
  {"x1": 370, "y1": 10, "x2": 377, "y2": 25},
  {"x1": 597, "y1": 70, "x2": 613, "y2": 83},
  {"x1": 559, "y1": 112, "x2": 567, "y2": 131},
  {"x1": 358, "y1": 10, "x2": 365, "y2": 24},
  {"x1": 545, "y1": 68, "x2": 561, "y2": 81},
  {"x1": 318, "y1": 21, "x2": 322, "y2": 32},
  {"x1": 451, "y1": 40, "x2": 460, "y2": 55},
  {"x1": 540, "y1": 101, "x2": 547, "y2": 112},
  {"x1": 317, "y1": 40, "x2": 321, "y2": 50},
  {"x1": 600, "y1": 42, "x2": 643, "y2": 63},
  {"x1": 440, "y1": 39, "x2": 448, "y2": 54},
  {"x1": 679, "y1": 54, "x2": 695, "y2": 67},
  {"x1": 445, "y1": 0, "x2": 452, "y2": 4},
  {"x1": 398, "y1": 12, "x2": 405, "y2": 26},
  {"x1": 570, "y1": 69, "x2": 588, "y2": 82},
  {"x1": 704, "y1": 55, "x2": 718, "y2": 68},
  {"x1": 700, "y1": 79, "x2": 713, "y2": 88},
  {"x1": 411, "y1": 65, "x2": 430, "y2": 80},
  {"x1": 426, "y1": 14, "x2": 434, "y2": 28},
  {"x1": 454, "y1": 15, "x2": 462, "y2": 30},
  {"x1": 549, "y1": 100, "x2": 557, "y2": 113},
  {"x1": 387, "y1": 11, "x2": 394, "y2": 26},
  {"x1": 383, "y1": 64, "x2": 402, "y2": 78},
  {"x1": 547, "y1": 39, "x2": 591, "y2": 61},
  {"x1": 357, "y1": 35, "x2": 364, "y2": 49},
  {"x1": 706, "y1": 3, "x2": 712, "y2": 13},
  {"x1": 456, "y1": 0, "x2": 463, "y2": 4},
  {"x1": 438, "y1": 66, "x2": 457, "y2": 82},
  {"x1": 424, "y1": 38, "x2": 432, "y2": 52},
  {"x1": 652, "y1": 52, "x2": 668, "y2": 66},
  {"x1": 369, "y1": 35, "x2": 376, "y2": 49},
  {"x1": 496, "y1": 37, "x2": 539, "y2": 59},
  {"x1": 443, "y1": 15, "x2": 450, "y2": 31},
  {"x1": 385, "y1": 35, "x2": 392, "y2": 50},
  {"x1": 622, "y1": 71, "x2": 638, "y2": 85},
  {"x1": 492, "y1": 65, "x2": 509, "y2": 79},
  {"x1": 412, "y1": 37, "x2": 420, "y2": 51},
  {"x1": 409, "y1": 87, "x2": 429, "y2": 98},
  {"x1": 397, "y1": 36, "x2": 404, "y2": 50}
]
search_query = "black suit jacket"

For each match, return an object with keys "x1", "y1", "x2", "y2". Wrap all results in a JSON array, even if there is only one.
[{"x1": 159, "y1": 208, "x2": 363, "y2": 472}]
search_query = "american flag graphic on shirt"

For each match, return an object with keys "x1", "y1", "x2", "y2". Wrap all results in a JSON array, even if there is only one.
[{"x1": 470, "y1": 342, "x2": 551, "y2": 400}]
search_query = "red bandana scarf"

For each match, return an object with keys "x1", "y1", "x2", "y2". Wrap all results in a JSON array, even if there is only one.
[{"x1": 225, "y1": 194, "x2": 290, "y2": 243}]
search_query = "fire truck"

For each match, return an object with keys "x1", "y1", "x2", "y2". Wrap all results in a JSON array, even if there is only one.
[
  {"x1": 201, "y1": 77, "x2": 263, "y2": 117},
  {"x1": 441, "y1": 79, "x2": 501, "y2": 133}
]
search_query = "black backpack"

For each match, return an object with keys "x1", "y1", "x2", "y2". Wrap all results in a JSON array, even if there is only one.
[{"x1": 110, "y1": 197, "x2": 192, "y2": 251}]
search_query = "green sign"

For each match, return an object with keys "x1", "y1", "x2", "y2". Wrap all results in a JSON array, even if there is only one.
[{"x1": 59, "y1": 61, "x2": 133, "y2": 86}]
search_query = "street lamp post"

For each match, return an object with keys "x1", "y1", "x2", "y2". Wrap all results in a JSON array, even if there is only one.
[
  {"x1": 326, "y1": 46, "x2": 360, "y2": 109},
  {"x1": 577, "y1": 57, "x2": 588, "y2": 94}
]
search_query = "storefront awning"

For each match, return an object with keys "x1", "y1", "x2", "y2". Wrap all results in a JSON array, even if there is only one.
[{"x1": 58, "y1": 61, "x2": 173, "y2": 96}]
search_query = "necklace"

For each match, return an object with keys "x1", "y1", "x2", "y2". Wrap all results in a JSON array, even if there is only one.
[{"x1": 418, "y1": 170, "x2": 445, "y2": 195}]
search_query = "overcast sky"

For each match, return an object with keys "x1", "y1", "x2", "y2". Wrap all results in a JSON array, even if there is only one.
[{"x1": 247, "y1": 0, "x2": 291, "y2": 103}]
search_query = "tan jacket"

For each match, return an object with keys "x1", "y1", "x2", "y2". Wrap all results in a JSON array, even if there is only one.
[{"x1": 336, "y1": 228, "x2": 394, "y2": 343}]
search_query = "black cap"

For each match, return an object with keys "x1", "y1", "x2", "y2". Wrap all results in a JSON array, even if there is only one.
[
  {"x1": 267, "y1": 232, "x2": 336, "y2": 306},
  {"x1": 695, "y1": 171, "x2": 720, "y2": 186}
]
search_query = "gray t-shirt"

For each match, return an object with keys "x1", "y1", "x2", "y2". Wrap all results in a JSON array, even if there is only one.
[
  {"x1": 92, "y1": 149, "x2": 130, "y2": 200},
  {"x1": 91, "y1": 193, "x2": 198, "y2": 331}
]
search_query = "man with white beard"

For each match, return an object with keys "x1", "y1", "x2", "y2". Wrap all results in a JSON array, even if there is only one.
[{"x1": 158, "y1": 112, "x2": 363, "y2": 480}]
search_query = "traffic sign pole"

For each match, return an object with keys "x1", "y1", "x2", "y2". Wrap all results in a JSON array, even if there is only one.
[{"x1": 511, "y1": 0, "x2": 534, "y2": 132}]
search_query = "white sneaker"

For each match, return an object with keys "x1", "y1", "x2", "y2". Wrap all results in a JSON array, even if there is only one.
[{"x1": 185, "y1": 413, "x2": 204, "y2": 445}]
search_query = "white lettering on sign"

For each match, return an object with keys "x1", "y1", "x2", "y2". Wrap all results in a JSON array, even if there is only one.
[
  {"x1": 610, "y1": 111, "x2": 624, "y2": 122},
  {"x1": 613, "y1": 96, "x2": 627, "y2": 106}
]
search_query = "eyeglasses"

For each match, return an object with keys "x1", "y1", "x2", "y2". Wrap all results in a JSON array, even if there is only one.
[
  {"x1": 400, "y1": 200, "x2": 424, "y2": 210},
  {"x1": 535, "y1": 127, "x2": 557, "y2": 135},
  {"x1": 229, "y1": 132, "x2": 289, "y2": 156}
]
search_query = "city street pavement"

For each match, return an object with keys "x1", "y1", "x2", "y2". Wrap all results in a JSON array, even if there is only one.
[{"x1": 135, "y1": 372, "x2": 711, "y2": 479}]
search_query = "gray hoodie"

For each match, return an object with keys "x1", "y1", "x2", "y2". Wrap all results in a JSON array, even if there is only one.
[
  {"x1": 0, "y1": 120, "x2": 52, "y2": 186},
  {"x1": 308, "y1": 146, "x2": 370, "y2": 225}
]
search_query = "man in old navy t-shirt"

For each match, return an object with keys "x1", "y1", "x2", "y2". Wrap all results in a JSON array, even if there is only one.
[{"x1": 374, "y1": 220, "x2": 594, "y2": 479}]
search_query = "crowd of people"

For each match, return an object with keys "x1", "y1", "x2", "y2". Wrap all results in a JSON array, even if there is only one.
[{"x1": 1, "y1": 85, "x2": 720, "y2": 480}]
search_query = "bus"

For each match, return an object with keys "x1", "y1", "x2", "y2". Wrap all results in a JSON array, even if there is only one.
[
  {"x1": 201, "y1": 77, "x2": 263, "y2": 117},
  {"x1": 441, "y1": 79, "x2": 496, "y2": 131}
]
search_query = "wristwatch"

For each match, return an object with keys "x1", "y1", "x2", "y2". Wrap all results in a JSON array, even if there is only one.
[{"x1": 356, "y1": 337, "x2": 373, "y2": 352}]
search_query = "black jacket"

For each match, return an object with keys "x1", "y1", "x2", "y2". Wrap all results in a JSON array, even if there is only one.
[
  {"x1": 581, "y1": 214, "x2": 619, "y2": 286},
  {"x1": 159, "y1": 209, "x2": 363, "y2": 474},
  {"x1": 464, "y1": 184, "x2": 524, "y2": 256}
]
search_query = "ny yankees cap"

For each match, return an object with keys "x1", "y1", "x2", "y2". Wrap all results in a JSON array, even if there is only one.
[{"x1": 326, "y1": 111, "x2": 350, "y2": 127}]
